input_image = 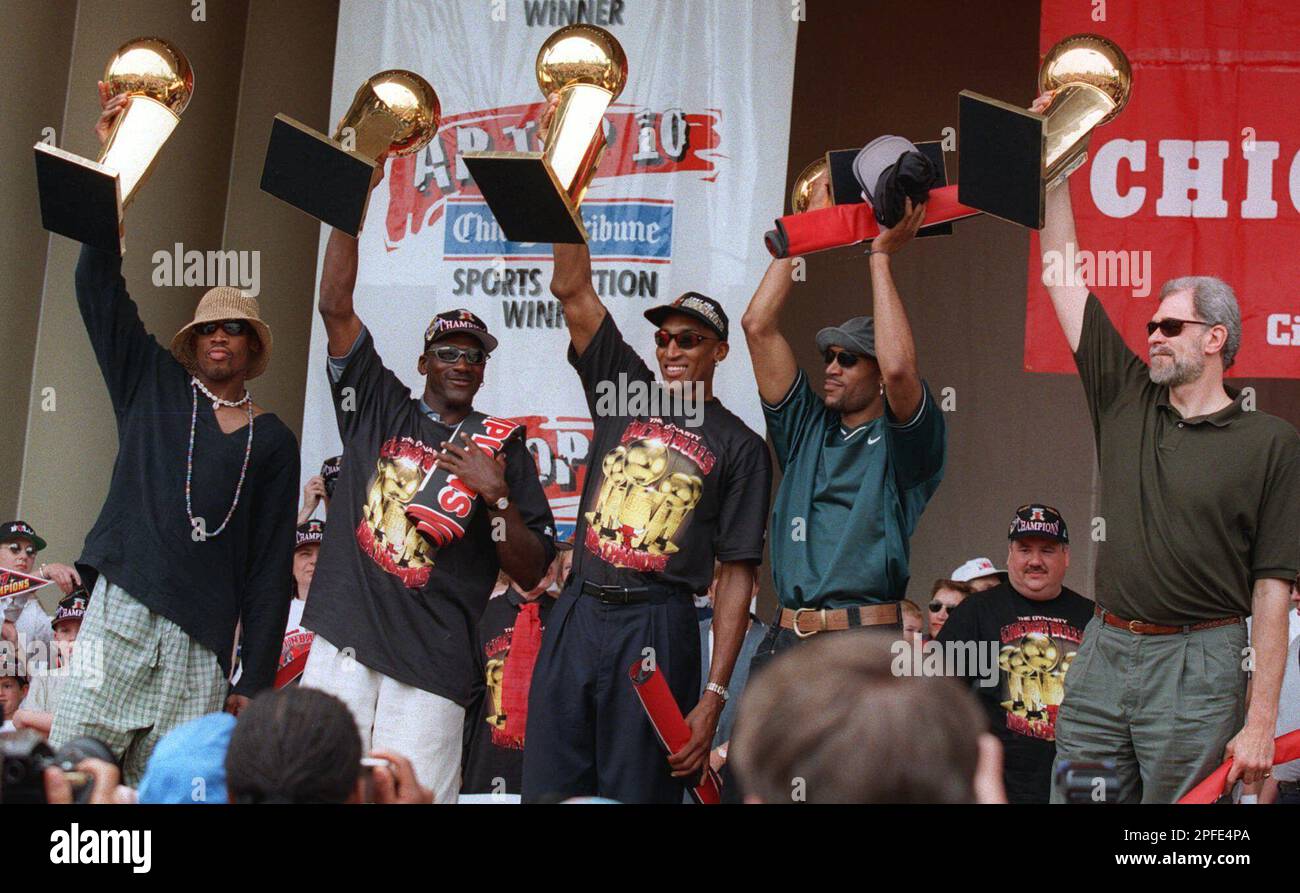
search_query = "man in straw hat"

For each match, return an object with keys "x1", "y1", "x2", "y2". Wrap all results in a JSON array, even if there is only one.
[{"x1": 47, "y1": 88, "x2": 300, "y2": 784}]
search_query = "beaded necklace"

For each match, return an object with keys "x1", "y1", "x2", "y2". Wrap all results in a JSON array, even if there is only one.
[{"x1": 187, "y1": 376, "x2": 254, "y2": 539}]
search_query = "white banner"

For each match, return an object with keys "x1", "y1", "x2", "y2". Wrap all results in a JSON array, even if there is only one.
[{"x1": 302, "y1": 0, "x2": 798, "y2": 538}]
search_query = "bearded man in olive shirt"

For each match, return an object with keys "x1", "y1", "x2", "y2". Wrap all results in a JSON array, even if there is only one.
[{"x1": 1035, "y1": 98, "x2": 1300, "y2": 803}]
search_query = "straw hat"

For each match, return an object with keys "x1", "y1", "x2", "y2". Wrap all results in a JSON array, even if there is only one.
[{"x1": 169, "y1": 287, "x2": 273, "y2": 380}]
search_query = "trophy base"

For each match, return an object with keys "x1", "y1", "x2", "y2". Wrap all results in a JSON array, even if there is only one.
[
  {"x1": 33, "y1": 143, "x2": 123, "y2": 253},
  {"x1": 826, "y1": 142, "x2": 953, "y2": 237},
  {"x1": 957, "y1": 90, "x2": 1046, "y2": 230},
  {"x1": 260, "y1": 114, "x2": 375, "y2": 237},
  {"x1": 462, "y1": 152, "x2": 587, "y2": 244}
]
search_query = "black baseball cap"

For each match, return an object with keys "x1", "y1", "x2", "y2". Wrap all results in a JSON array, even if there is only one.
[
  {"x1": 295, "y1": 519, "x2": 325, "y2": 550},
  {"x1": 53, "y1": 592, "x2": 89, "y2": 629},
  {"x1": 320, "y1": 455, "x2": 342, "y2": 499},
  {"x1": 424, "y1": 309, "x2": 498, "y2": 353},
  {"x1": 644, "y1": 292, "x2": 729, "y2": 341},
  {"x1": 0, "y1": 521, "x2": 46, "y2": 552},
  {"x1": 1008, "y1": 504, "x2": 1069, "y2": 544}
]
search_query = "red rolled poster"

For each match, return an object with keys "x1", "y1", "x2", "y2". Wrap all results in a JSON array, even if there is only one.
[
  {"x1": 628, "y1": 660, "x2": 723, "y2": 805},
  {"x1": 764, "y1": 185, "x2": 980, "y2": 258}
]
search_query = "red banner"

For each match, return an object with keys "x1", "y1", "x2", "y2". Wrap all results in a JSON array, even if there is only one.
[{"x1": 1026, "y1": 0, "x2": 1300, "y2": 378}]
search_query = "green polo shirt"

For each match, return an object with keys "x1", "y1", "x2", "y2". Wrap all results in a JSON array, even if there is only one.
[
  {"x1": 1076, "y1": 294, "x2": 1300, "y2": 624},
  {"x1": 764, "y1": 370, "x2": 946, "y2": 608}
]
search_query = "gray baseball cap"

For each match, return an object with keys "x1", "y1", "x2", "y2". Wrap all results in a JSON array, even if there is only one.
[
  {"x1": 815, "y1": 316, "x2": 876, "y2": 358},
  {"x1": 853, "y1": 135, "x2": 919, "y2": 205}
]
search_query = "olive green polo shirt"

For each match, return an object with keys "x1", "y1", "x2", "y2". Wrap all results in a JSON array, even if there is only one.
[{"x1": 1076, "y1": 294, "x2": 1300, "y2": 624}]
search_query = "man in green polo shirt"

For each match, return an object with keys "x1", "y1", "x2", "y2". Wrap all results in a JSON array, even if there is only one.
[
  {"x1": 741, "y1": 170, "x2": 945, "y2": 665},
  {"x1": 1037, "y1": 94, "x2": 1300, "y2": 801}
]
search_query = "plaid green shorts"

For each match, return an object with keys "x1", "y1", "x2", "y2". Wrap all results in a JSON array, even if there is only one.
[{"x1": 49, "y1": 576, "x2": 227, "y2": 786}]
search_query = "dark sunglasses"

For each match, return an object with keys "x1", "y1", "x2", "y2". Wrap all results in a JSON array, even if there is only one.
[
  {"x1": 928, "y1": 601, "x2": 954, "y2": 614},
  {"x1": 823, "y1": 348, "x2": 862, "y2": 368},
  {"x1": 5, "y1": 543, "x2": 36, "y2": 557},
  {"x1": 195, "y1": 320, "x2": 250, "y2": 337},
  {"x1": 429, "y1": 345, "x2": 487, "y2": 366},
  {"x1": 654, "y1": 330, "x2": 715, "y2": 350},
  {"x1": 1146, "y1": 318, "x2": 1212, "y2": 338}
]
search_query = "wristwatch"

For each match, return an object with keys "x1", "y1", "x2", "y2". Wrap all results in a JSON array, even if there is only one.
[
  {"x1": 705, "y1": 681, "x2": 729, "y2": 702},
  {"x1": 489, "y1": 495, "x2": 510, "y2": 512}
]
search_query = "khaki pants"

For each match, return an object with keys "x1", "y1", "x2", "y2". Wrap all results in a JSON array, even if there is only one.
[{"x1": 1051, "y1": 615, "x2": 1248, "y2": 803}]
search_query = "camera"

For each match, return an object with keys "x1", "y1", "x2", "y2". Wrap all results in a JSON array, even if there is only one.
[
  {"x1": 0, "y1": 729, "x2": 116, "y2": 804},
  {"x1": 1054, "y1": 759, "x2": 1121, "y2": 804}
]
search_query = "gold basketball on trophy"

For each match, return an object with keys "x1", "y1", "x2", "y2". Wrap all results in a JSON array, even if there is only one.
[{"x1": 464, "y1": 24, "x2": 629, "y2": 243}]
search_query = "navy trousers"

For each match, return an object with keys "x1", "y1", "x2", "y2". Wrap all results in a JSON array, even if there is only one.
[{"x1": 521, "y1": 576, "x2": 701, "y2": 804}]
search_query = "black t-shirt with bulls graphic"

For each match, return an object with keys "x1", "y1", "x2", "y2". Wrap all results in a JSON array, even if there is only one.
[
  {"x1": 936, "y1": 581, "x2": 1093, "y2": 804},
  {"x1": 302, "y1": 327, "x2": 557, "y2": 706},
  {"x1": 567, "y1": 314, "x2": 772, "y2": 594},
  {"x1": 461, "y1": 588, "x2": 556, "y2": 795}
]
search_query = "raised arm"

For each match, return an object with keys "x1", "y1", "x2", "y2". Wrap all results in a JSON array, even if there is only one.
[
  {"x1": 742, "y1": 173, "x2": 831, "y2": 403},
  {"x1": 550, "y1": 242, "x2": 607, "y2": 357},
  {"x1": 741, "y1": 258, "x2": 801, "y2": 404},
  {"x1": 318, "y1": 167, "x2": 385, "y2": 356},
  {"x1": 869, "y1": 200, "x2": 925, "y2": 422},
  {"x1": 1034, "y1": 93, "x2": 1089, "y2": 352}
]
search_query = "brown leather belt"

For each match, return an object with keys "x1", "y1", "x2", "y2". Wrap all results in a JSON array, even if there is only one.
[
  {"x1": 1094, "y1": 603, "x2": 1242, "y2": 636},
  {"x1": 778, "y1": 603, "x2": 901, "y2": 638}
]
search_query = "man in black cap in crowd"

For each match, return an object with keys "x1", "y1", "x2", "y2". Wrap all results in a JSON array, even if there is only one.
[
  {"x1": 302, "y1": 169, "x2": 555, "y2": 802},
  {"x1": 741, "y1": 144, "x2": 945, "y2": 660},
  {"x1": 522, "y1": 239, "x2": 772, "y2": 804},
  {"x1": 936, "y1": 504, "x2": 1092, "y2": 803}
]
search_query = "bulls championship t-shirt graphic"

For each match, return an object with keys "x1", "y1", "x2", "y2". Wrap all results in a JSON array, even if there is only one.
[
  {"x1": 936, "y1": 581, "x2": 1093, "y2": 803},
  {"x1": 463, "y1": 590, "x2": 555, "y2": 794},
  {"x1": 584, "y1": 419, "x2": 715, "y2": 573},
  {"x1": 356, "y1": 435, "x2": 441, "y2": 588},
  {"x1": 996, "y1": 616, "x2": 1084, "y2": 741},
  {"x1": 568, "y1": 314, "x2": 771, "y2": 595}
]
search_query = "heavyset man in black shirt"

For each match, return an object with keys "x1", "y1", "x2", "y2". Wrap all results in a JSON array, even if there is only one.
[
  {"x1": 937, "y1": 505, "x2": 1093, "y2": 803},
  {"x1": 521, "y1": 241, "x2": 773, "y2": 803}
]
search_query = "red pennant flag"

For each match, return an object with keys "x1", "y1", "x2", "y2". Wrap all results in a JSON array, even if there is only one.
[{"x1": 0, "y1": 568, "x2": 53, "y2": 600}]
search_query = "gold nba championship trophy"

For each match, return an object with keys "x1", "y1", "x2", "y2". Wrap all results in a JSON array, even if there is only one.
[
  {"x1": 33, "y1": 37, "x2": 193, "y2": 253},
  {"x1": 789, "y1": 157, "x2": 829, "y2": 214},
  {"x1": 463, "y1": 24, "x2": 628, "y2": 244},
  {"x1": 958, "y1": 34, "x2": 1132, "y2": 229},
  {"x1": 260, "y1": 70, "x2": 439, "y2": 236}
]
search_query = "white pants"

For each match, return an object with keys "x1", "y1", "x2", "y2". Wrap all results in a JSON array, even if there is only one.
[{"x1": 300, "y1": 634, "x2": 464, "y2": 803}]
